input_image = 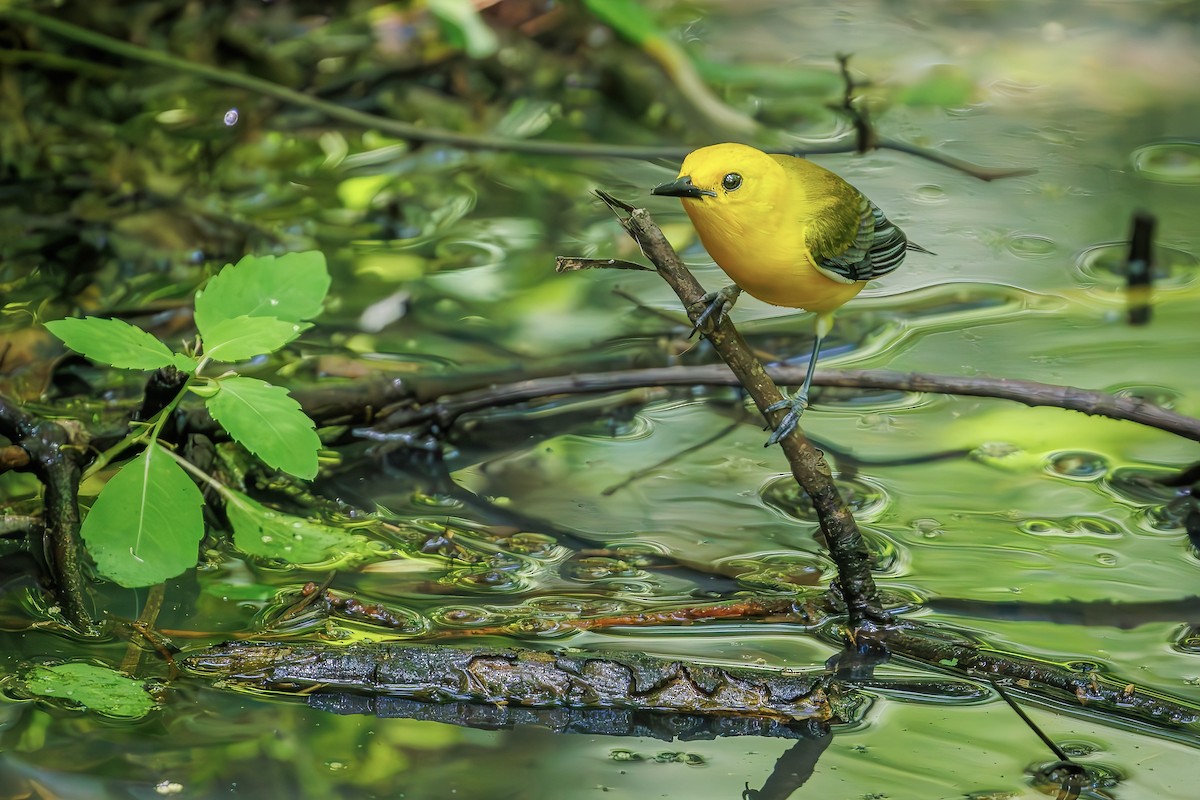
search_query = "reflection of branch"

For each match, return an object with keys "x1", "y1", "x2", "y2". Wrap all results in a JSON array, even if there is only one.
[
  {"x1": 0, "y1": 394, "x2": 94, "y2": 633},
  {"x1": 834, "y1": 53, "x2": 876, "y2": 153},
  {"x1": 831, "y1": 53, "x2": 1036, "y2": 180},
  {"x1": 743, "y1": 727, "x2": 831, "y2": 800},
  {"x1": 416, "y1": 447, "x2": 747, "y2": 593},
  {"x1": 602, "y1": 417, "x2": 745, "y2": 496},
  {"x1": 375, "y1": 363, "x2": 1200, "y2": 443},
  {"x1": 1126, "y1": 211, "x2": 1155, "y2": 325},
  {"x1": 4, "y1": 9, "x2": 1033, "y2": 180},
  {"x1": 928, "y1": 596, "x2": 1200, "y2": 629},
  {"x1": 876, "y1": 137, "x2": 1037, "y2": 181}
]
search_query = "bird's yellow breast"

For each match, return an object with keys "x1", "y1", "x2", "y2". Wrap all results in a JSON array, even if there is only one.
[{"x1": 678, "y1": 155, "x2": 867, "y2": 313}]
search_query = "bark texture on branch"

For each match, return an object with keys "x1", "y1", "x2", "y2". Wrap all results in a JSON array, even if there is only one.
[
  {"x1": 183, "y1": 641, "x2": 857, "y2": 727},
  {"x1": 0, "y1": 393, "x2": 94, "y2": 633}
]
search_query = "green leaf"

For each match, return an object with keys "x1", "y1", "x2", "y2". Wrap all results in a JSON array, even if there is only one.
[
  {"x1": 428, "y1": 0, "x2": 498, "y2": 58},
  {"x1": 172, "y1": 352, "x2": 199, "y2": 373},
  {"x1": 201, "y1": 315, "x2": 306, "y2": 363},
  {"x1": 25, "y1": 662, "x2": 156, "y2": 719},
  {"x1": 582, "y1": 0, "x2": 662, "y2": 45},
  {"x1": 224, "y1": 488, "x2": 365, "y2": 564},
  {"x1": 897, "y1": 65, "x2": 977, "y2": 107},
  {"x1": 194, "y1": 252, "x2": 329, "y2": 335},
  {"x1": 205, "y1": 377, "x2": 319, "y2": 479},
  {"x1": 81, "y1": 444, "x2": 204, "y2": 588},
  {"x1": 187, "y1": 378, "x2": 220, "y2": 399},
  {"x1": 493, "y1": 99, "x2": 559, "y2": 139},
  {"x1": 694, "y1": 60, "x2": 841, "y2": 93},
  {"x1": 45, "y1": 317, "x2": 175, "y2": 371}
]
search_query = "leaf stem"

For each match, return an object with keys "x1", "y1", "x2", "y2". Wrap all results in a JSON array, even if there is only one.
[
  {"x1": 83, "y1": 377, "x2": 193, "y2": 481},
  {"x1": 161, "y1": 447, "x2": 231, "y2": 500}
]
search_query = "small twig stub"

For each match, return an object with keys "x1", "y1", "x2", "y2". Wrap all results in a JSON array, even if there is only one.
[{"x1": 554, "y1": 256, "x2": 650, "y2": 273}]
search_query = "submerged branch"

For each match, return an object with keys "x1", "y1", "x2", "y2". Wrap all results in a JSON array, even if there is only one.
[
  {"x1": 182, "y1": 641, "x2": 853, "y2": 729},
  {"x1": 869, "y1": 626, "x2": 1200, "y2": 733},
  {"x1": 177, "y1": 623, "x2": 1200, "y2": 741}
]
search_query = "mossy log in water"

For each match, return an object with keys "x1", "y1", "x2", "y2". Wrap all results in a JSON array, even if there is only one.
[{"x1": 183, "y1": 641, "x2": 859, "y2": 736}]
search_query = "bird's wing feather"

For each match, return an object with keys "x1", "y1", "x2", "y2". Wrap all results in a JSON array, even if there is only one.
[
  {"x1": 811, "y1": 197, "x2": 909, "y2": 284},
  {"x1": 863, "y1": 204, "x2": 908, "y2": 277},
  {"x1": 803, "y1": 190, "x2": 867, "y2": 285}
]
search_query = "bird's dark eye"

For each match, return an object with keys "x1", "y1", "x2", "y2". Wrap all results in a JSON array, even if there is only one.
[{"x1": 722, "y1": 173, "x2": 743, "y2": 192}]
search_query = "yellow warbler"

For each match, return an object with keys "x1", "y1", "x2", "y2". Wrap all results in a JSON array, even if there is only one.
[{"x1": 652, "y1": 142, "x2": 932, "y2": 444}]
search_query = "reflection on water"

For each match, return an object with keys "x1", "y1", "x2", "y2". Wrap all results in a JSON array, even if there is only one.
[
  {"x1": 1075, "y1": 240, "x2": 1200, "y2": 289},
  {"x1": 1132, "y1": 140, "x2": 1200, "y2": 185}
]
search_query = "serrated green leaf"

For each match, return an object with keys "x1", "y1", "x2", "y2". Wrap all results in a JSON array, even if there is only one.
[
  {"x1": 45, "y1": 317, "x2": 176, "y2": 371},
  {"x1": 428, "y1": 0, "x2": 498, "y2": 58},
  {"x1": 224, "y1": 488, "x2": 363, "y2": 563},
  {"x1": 194, "y1": 251, "x2": 330, "y2": 335},
  {"x1": 582, "y1": 0, "x2": 661, "y2": 45},
  {"x1": 201, "y1": 315, "x2": 306, "y2": 363},
  {"x1": 25, "y1": 662, "x2": 156, "y2": 719},
  {"x1": 205, "y1": 377, "x2": 319, "y2": 479},
  {"x1": 187, "y1": 379, "x2": 220, "y2": 398},
  {"x1": 172, "y1": 353, "x2": 199, "y2": 373},
  {"x1": 81, "y1": 444, "x2": 205, "y2": 588}
]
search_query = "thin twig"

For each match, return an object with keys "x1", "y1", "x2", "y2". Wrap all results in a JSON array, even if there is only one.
[
  {"x1": 990, "y1": 678, "x2": 1073, "y2": 763},
  {"x1": 555, "y1": 256, "x2": 651, "y2": 272},
  {"x1": 875, "y1": 138, "x2": 1037, "y2": 181},
  {"x1": 119, "y1": 583, "x2": 167, "y2": 676},
  {"x1": 373, "y1": 365, "x2": 1200, "y2": 443},
  {"x1": 609, "y1": 286, "x2": 689, "y2": 327}
]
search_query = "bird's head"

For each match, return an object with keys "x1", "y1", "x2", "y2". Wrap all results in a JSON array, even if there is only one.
[{"x1": 651, "y1": 143, "x2": 785, "y2": 233}]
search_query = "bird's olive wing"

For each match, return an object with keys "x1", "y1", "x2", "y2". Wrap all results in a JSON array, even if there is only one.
[{"x1": 812, "y1": 197, "x2": 909, "y2": 283}]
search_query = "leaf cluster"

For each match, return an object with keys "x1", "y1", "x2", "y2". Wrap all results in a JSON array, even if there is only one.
[{"x1": 45, "y1": 252, "x2": 331, "y2": 587}]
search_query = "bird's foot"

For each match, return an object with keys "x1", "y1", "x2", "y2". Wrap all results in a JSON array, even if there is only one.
[
  {"x1": 764, "y1": 390, "x2": 809, "y2": 446},
  {"x1": 689, "y1": 285, "x2": 742, "y2": 337}
]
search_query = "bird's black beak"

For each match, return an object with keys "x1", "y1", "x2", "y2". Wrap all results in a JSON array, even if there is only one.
[{"x1": 651, "y1": 175, "x2": 716, "y2": 199}]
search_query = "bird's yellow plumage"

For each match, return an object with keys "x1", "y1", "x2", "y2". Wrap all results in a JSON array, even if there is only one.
[{"x1": 652, "y1": 142, "x2": 930, "y2": 444}]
